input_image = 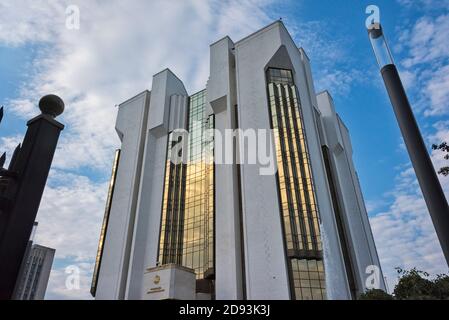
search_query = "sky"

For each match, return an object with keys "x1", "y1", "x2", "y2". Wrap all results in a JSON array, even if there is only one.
[{"x1": 0, "y1": 0, "x2": 448, "y2": 299}]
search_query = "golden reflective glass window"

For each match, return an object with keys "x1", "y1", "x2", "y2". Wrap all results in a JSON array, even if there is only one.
[
  {"x1": 158, "y1": 90, "x2": 214, "y2": 279},
  {"x1": 267, "y1": 68, "x2": 326, "y2": 300}
]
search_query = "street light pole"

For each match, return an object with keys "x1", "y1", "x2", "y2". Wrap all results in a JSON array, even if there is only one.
[{"x1": 368, "y1": 23, "x2": 449, "y2": 266}]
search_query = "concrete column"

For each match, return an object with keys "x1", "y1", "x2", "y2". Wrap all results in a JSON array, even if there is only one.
[{"x1": 207, "y1": 37, "x2": 244, "y2": 300}]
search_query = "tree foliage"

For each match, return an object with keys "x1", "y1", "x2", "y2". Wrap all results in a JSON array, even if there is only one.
[
  {"x1": 432, "y1": 274, "x2": 449, "y2": 300},
  {"x1": 359, "y1": 268, "x2": 449, "y2": 300},
  {"x1": 359, "y1": 289, "x2": 394, "y2": 300},
  {"x1": 393, "y1": 268, "x2": 434, "y2": 300},
  {"x1": 432, "y1": 142, "x2": 449, "y2": 176}
]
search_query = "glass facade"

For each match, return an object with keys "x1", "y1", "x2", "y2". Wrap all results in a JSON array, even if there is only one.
[
  {"x1": 291, "y1": 259, "x2": 325, "y2": 300},
  {"x1": 266, "y1": 68, "x2": 326, "y2": 300},
  {"x1": 158, "y1": 90, "x2": 215, "y2": 280},
  {"x1": 158, "y1": 131, "x2": 187, "y2": 266}
]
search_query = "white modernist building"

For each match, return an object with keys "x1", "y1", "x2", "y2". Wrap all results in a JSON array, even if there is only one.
[{"x1": 91, "y1": 21, "x2": 385, "y2": 300}]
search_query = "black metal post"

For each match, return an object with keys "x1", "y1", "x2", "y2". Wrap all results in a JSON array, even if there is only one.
[
  {"x1": 381, "y1": 64, "x2": 449, "y2": 265},
  {"x1": 0, "y1": 95, "x2": 64, "y2": 299},
  {"x1": 368, "y1": 24, "x2": 449, "y2": 266}
]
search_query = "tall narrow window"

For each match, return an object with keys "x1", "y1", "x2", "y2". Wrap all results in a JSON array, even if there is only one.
[
  {"x1": 91, "y1": 149, "x2": 121, "y2": 297},
  {"x1": 158, "y1": 132, "x2": 187, "y2": 265},
  {"x1": 267, "y1": 68, "x2": 326, "y2": 300},
  {"x1": 158, "y1": 90, "x2": 215, "y2": 280}
]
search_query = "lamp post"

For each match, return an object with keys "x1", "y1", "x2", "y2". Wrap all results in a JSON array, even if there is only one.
[{"x1": 368, "y1": 23, "x2": 449, "y2": 266}]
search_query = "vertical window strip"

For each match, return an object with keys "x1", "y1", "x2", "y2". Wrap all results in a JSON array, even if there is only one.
[
  {"x1": 283, "y1": 84, "x2": 308, "y2": 251},
  {"x1": 277, "y1": 84, "x2": 303, "y2": 251},
  {"x1": 267, "y1": 68, "x2": 326, "y2": 300},
  {"x1": 90, "y1": 149, "x2": 121, "y2": 297},
  {"x1": 158, "y1": 90, "x2": 215, "y2": 280},
  {"x1": 272, "y1": 81, "x2": 298, "y2": 251},
  {"x1": 288, "y1": 85, "x2": 319, "y2": 251}
]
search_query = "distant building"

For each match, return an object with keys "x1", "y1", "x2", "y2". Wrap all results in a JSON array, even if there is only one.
[
  {"x1": 92, "y1": 21, "x2": 385, "y2": 300},
  {"x1": 14, "y1": 244, "x2": 55, "y2": 300}
]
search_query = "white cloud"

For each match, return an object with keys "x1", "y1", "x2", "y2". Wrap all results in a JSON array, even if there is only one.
[
  {"x1": 0, "y1": 134, "x2": 23, "y2": 167},
  {"x1": 370, "y1": 162, "x2": 449, "y2": 293},
  {"x1": 397, "y1": 0, "x2": 449, "y2": 10},
  {"x1": 426, "y1": 65, "x2": 449, "y2": 116},
  {"x1": 2, "y1": 0, "x2": 275, "y2": 172},
  {"x1": 397, "y1": 68, "x2": 417, "y2": 92},
  {"x1": 0, "y1": 0, "x2": 277, "y2": 299},
  {"x1": 34, "y1": 170, "x2": 108, "y2": 262},
  {"x1": 287, "y1": 20, "x2": 346, "y2": 66},
  {"x1": 314, "y1": 69, "x2": 365, "y2": 96},
  {"x1": 369, "y1": 123, "x2": 449, "y2": 293},
  {"x1": 0, "y1": 1, "x2": 64, "y2": 46},
  {"x1": 398, "y1": 14, "x2": 449, "y2": 116},
  {"x1": 30, "y1": 170, "x2": 107, "y2": 300},
  {"x1": 285, "y1": 19, "x2": 368, "y2": 97}
]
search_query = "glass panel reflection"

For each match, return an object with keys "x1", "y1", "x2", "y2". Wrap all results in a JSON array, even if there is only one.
[
  {"x1": 158, "y1": 90, "x2": 214, "y2": 280},
  {"x1": 267, "y1": 68, "x2": 326, "y2": 300}
]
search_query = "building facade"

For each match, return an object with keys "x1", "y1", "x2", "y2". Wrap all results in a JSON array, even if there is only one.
[
  {"x1": 13, "y1": 244, "x2": 55, "y2": 300},
  {"x1": 92, "y1": 21, "x2": 385, "y2": 300}
]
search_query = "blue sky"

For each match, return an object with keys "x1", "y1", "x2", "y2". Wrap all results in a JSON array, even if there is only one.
[{"x1": 1, "y1": 0, "x2": 448, "y2": 299}]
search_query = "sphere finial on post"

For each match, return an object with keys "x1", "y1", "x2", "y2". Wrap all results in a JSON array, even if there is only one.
[{"x1": 38, "y1": 95, "x2": 65, "y2": 118}]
